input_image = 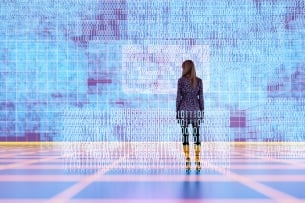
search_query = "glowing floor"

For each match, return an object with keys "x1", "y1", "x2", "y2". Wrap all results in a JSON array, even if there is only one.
[{"x1": 0, "y1": 142, "x2": 305, "y2": 203}]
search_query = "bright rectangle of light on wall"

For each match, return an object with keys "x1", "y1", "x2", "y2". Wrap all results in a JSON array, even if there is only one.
[{"x1": 122, "y1": 44, "x2": 210, "y2": 94}]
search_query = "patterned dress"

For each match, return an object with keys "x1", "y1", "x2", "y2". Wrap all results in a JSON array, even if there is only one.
[{"x1": 176, "y1": 76, "x2": 204, "y2": 124}]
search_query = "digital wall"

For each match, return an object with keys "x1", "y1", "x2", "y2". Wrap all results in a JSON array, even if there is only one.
[{"x1": 0, "y1": 0, "x2": 305, "y2": 142}]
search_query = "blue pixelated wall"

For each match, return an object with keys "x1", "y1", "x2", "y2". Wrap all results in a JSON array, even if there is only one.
[{"x1": 0, "y1": 0, "x2": 305, "y2": 142}]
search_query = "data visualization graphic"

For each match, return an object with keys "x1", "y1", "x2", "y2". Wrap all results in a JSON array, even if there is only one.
[{"x1": 0, "y1": 0, "x2": 305, "y2": 141}]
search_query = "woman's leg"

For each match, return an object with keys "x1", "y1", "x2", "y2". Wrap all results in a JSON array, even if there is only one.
[
  {"x1": 192, "y1": 121, "x2": 201, "y2": 171},
  {"x1": 181, "y1": 120, "x2": 190, "y2": 171}
]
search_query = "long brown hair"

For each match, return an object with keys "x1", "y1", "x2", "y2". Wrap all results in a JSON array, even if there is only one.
[{"x1": 182, "y1": 60, "x2": 197, "y2": 88}]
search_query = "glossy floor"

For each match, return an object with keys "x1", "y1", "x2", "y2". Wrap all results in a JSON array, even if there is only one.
[{"x1": 0, "y1": 142, "x2": 305, "y2": 203}]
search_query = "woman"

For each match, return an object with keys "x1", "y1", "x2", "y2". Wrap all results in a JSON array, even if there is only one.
[{"x1": 176, "y1": 60, "x2": 204, "y2": 172}]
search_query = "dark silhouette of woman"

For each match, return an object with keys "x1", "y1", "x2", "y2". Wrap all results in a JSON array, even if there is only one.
[{"x1": 176, "y1": 60, "x2": 204, "y2": 173}]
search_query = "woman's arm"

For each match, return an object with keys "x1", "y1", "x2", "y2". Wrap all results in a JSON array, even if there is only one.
[
  {"x1": 198, "y1": 79, "x2": 204, "y2": 113},
  {"x1": 176, "y1": 79, "x2": 182, "y2": 117}
]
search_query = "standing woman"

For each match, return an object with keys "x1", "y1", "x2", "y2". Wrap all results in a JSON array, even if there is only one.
[{"x1": 176, "y1": 60, "x2": 204, "y2": 173}]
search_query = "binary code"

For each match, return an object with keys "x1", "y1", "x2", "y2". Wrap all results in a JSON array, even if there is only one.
[
  {"x1": 61, "y1": 142, "x2": 231, "y2": 174},
  {"x1": 0, "y1": 0, "x2": 305, "y2": 142}
]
